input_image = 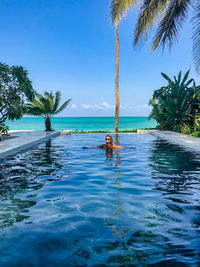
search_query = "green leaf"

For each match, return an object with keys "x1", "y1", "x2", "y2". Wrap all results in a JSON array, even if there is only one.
[
  {"x1": 178, "y1": 71, "x2": 181, "y2": 84},
  {"x1": 161, "y1": 72, "x2": 172, "y2": 83},
  {"x1": 54, "y1": 99, "x2": 71, "y2": 115},
  {"x1": 181, "y1": 69, "x2": 190, "y2": 85}
]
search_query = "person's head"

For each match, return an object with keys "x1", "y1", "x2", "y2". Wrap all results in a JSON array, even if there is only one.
[{"x1": 105, "y1": 135, "x2": 113, "y2": 144}]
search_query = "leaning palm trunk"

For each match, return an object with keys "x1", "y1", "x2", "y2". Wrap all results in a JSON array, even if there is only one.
[
  {"x1": 45, "y1": 117, "x2": 51, "y2": 131},
  {"x1": 114, "y1": 21, "x2": 120, "y2": 133}
]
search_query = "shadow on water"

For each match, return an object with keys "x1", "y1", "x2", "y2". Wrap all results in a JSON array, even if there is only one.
[
  {"x1": 149, "y1": 139, "x2": 200, "y2": 195},
  {"x1": 0, "y1": 140, "x2": 64, "y2": 229}
]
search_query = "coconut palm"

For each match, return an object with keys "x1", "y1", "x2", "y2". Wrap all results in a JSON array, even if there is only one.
[
  {"x1": 26, "y1": 91, "x2": 71, "y2": 131},
  {"x1": 110, "y1": 2, "x2": 125, "y2": 133},
  {"x1": 111, "y1": 0, "x2": 200, "y2": 71},
  {"x1": 114, "y1": 20, "x2": 120, "y2": 133},
  {"x1": 111, "y1": 0, "x2": 140, "y2": 133}
]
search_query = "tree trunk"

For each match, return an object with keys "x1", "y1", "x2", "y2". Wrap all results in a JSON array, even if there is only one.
[
  {"x1": 45, "y1": 117, "x2": 51, "y2": 131},
  {"x1": 114, "y1": 21, "x2": 120, "y2": 134}
]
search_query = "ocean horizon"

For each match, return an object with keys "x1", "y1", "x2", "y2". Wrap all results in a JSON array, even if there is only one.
[{"x1": 6, "y1": 116, "x2": 157, "y2": 131}]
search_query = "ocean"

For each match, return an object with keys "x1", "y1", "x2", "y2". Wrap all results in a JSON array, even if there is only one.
[{"x1": 6, "y1": 117, "x2": 157, "y2": 131}]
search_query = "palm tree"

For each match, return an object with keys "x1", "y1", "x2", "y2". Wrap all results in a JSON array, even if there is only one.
[
  {"x1": 111, "y1": 0, "x2": 200, "y2": 71},
  {"x1": 114, "y1": 20, "x2": 120, "y2": 133},
  {"x1": 111, "y1": 0, "x2": 139, "y2": 133},
  {"x1": 26, "y1": 91, "x2": 71, "y2": 131}
]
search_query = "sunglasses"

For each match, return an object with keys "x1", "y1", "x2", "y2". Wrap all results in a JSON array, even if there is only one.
[{"x1": 106, "y1": 138, "x2": 111, "y2": 140}]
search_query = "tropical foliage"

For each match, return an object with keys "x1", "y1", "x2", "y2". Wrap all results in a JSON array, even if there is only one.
[
  {"x1": 111, "y1": 0, "x2": 200, "y2": 71},
  {"x1": 0, "y1": 123, "x2": 9, "y2": 134},
  {"x1": 0, "y1": 62, "x2": 35, "y2": 125},
  {"x1": 26, "y1": 91, "x2": 71, "y2": 131},
  {"x1": 149, "y1": 71, "x2": 200, "y2": 133}
]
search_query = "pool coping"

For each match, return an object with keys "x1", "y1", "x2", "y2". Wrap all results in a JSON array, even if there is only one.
[
  {"x1": 138, "y1": 129, "x2": 200, "y2": 153},
  {"x1": 0, "y1": 130, "x2": 72, "y2": 160}
]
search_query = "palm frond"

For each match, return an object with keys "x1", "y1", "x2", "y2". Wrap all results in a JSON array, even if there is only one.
[
  {"x1": 35, "y1": 92, "x2": 44, "y2": 103},
  {"x1": 192, "y1": 2, "x2": 200, "y2": 72},
  {"x1": 39, "y1": 95, "x2": 52, "y2": 114},
  {"x1": 111, "y1": 0, "x2": 137, "y2": 23},
  {"x1": 26, "y1": 91, "x2": 71, "y2": 119},
  {"x1": 52, "y1": 91, "x2": 61, "y2": 113},
  {"x1": 54, "y1": 99, "x2": 71, "y2": 115},
  {"x1": 43, "y1": 91, "x2": 54, "y2": 112},
  {"x1": 152, "y1": 0, "x2": 191, "y2": 50},
  {"x1": 26, "y1": 106, "x2": 44, "y2": 116},
  {"x1": 47, "y1": 92, "x2": 55, "y2": 112},
  {"x1": 134, "y1": 0, "x2": 168, "y2": 45},
  {"x1": 29, "y1": 99, "x2": 44, "y2": 110}
]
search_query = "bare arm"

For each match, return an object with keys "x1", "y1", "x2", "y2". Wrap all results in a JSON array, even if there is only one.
[{"x1": 82, "y1": 145, "x2": 104, "y2": 149}]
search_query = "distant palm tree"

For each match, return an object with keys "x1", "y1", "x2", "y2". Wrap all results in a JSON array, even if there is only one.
[
  {"x1": 111, "y1": 0, "x2": 200, "y2": 71},
  {"x1": 26, "y1": 91, "x2": 71, "y2": 131}
]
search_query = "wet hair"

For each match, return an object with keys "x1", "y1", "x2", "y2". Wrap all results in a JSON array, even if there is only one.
[{"x1": 106, "y1": 135, "x2": 113, "y2": 144}]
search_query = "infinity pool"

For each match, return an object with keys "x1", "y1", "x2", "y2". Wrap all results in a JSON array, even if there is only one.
[{"x1": 0, "y1": 134, "x2": 200, "y2": 266}]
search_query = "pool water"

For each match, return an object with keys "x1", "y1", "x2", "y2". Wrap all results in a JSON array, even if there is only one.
[{"x1": 0, "y1": 134, "x2": 200, "y2": 266}]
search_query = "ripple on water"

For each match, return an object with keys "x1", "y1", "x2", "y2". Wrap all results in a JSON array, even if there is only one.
[{"x1": 0, "y1": 134, "x2": 200, "y2": 266}]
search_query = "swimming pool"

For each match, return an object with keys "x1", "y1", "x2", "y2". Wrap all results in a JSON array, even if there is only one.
[{"x1": 0, "y1": 134, "x2": 200, "y2": 266}]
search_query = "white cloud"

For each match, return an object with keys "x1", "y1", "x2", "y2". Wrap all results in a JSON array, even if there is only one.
[
  {"x1": 71, "y1": 104, "x2": 76, "y2": 109},
  {"x1": 101, "y1": 102, "x2": 114, "y2": 108},
  {"x1": 81, "y1": 102, "x2": 114, "y2": 110},
  {"x1": 81, "y1": 104, "x2": 90, "y2": 109},
  {"x1": 101, "y1": 102, "x2": 109, "y2": 107}
]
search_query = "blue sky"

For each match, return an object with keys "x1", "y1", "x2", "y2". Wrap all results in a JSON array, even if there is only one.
[{"x1": 0, "y1": 0, "x2": 198, "y2": 116}]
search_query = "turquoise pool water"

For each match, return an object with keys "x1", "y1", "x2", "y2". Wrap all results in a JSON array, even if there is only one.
[{"x1": 0, "y1": 134, "x2": 200, "y2": 266}]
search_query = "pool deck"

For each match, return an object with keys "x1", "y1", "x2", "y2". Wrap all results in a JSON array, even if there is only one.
[
  {"x1": 0, "y1": 130, "x2": 72, "y2": 160},
  {"x1": 138, "y1": 129, "x2": 200, "y2": 153}
]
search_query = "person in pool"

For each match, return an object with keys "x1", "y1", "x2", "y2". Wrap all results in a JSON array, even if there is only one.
[{"x1": 82, "y1": 135, "x2": 136, "y2": 149}]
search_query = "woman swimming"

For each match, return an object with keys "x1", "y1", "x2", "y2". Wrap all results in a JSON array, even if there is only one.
[{"x1": 82, "y1": 135, "x2": 136, "y2": 149}]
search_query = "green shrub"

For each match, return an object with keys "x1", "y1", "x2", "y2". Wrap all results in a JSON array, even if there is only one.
[
  {"x1": 191, "y1": 131, "x2": 200, "y2": 137},
  {"x1": 149, "y1": 70, "x2": 200, "y2": 133}
]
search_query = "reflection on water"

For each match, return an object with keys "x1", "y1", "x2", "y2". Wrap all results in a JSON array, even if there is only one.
[
  {"x1": 145, "y1": 139, "x2": 200, "y2": 265},
  {"x1": 149, "y1": 139, "x2": 200, "y2": 175},
  {"x1": 107, "y1": 134, "x2": 127, "y2": 240},
  {"x1": 149, "y1": 139, "x2": 200, "y2": 196},
  {"x1": 0, "y1": 134, "x2": 200, "y2": 266},
  {"x1": 105, "y1": 147, "x2": 113, "y2": 162},
  {"x1": 0, "y1": 140, "x2": 64, "y2": 229}
]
